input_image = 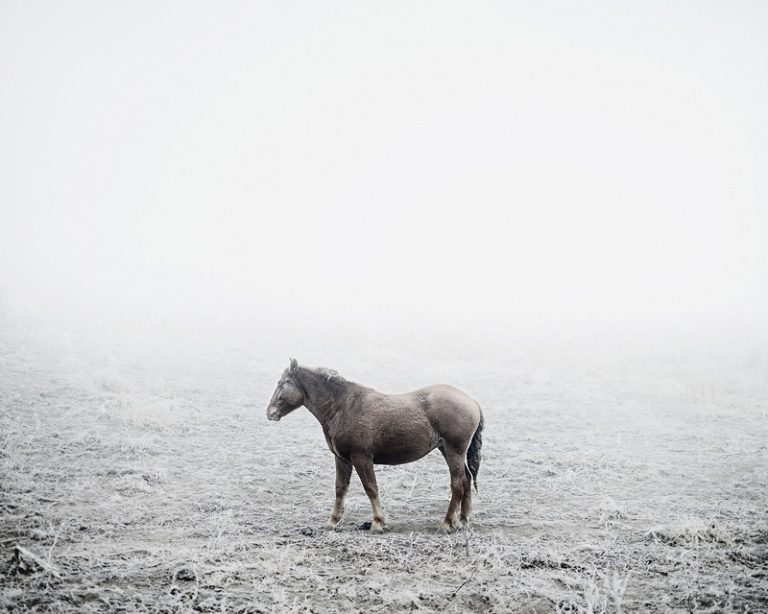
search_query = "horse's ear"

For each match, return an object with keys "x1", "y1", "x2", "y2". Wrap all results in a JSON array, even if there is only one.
[{"x1": 289, "y1": 358, "x2": 299, "y2": 373}]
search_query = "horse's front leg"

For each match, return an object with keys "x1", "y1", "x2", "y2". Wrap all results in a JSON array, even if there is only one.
[
  {"x1": 327, "y1": 457, "x2": 352, "y2": 530},
  {"x1": 351, "y1": 455, "x2": 387, "y2": 533}
]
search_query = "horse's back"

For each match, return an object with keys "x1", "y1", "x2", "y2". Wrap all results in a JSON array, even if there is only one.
[
  {"x1": 412, "y1": 384, "x2": 480, "y2": 413},
  {"x1": 403, "y1": 384, "x2": 482, "y2": 449},
  {"x1": 416, "y1": 383, "x2": 478, "y2": 405}
]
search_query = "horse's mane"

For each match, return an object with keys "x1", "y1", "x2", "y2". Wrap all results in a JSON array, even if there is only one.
[
  {"x1": 286, "y1": 362, "x2": 351, "y2": 397},
  {"x1": 306, "y1": 367, "x2": 349, "y2": 396},
  {"x1": 314, "y1": 367, "x2": 344, "y2": 383}
]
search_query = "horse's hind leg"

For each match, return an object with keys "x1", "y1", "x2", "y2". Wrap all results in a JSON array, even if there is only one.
[
  {"x1": 351, "y1": 455, "x2": 387, "y2": 533},
  {"x1": 440, "y1": 446, "x2": 469, "y2": 532},
  {"x1": 327, "y1": 457, "x2": 352, "y2": 530},
  {"x1": 460, "y1": 465, "x2": 472, "y2": 525}
]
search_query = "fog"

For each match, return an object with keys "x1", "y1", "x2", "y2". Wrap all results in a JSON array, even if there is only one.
[
  {"x1": 4, "y1": 7, "x2": 768, "y2": 609},
  {"x1": 2, "y1": 1, "x2": 767, "y2": 357}
]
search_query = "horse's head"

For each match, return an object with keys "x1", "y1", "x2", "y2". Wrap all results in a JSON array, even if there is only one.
[{"x1": 266, "y1": 358, "x2": 304, "y2": 421}]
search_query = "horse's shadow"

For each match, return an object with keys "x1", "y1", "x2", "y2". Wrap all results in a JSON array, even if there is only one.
[
  {"x1": 330, "y1": 519, "x2": 470, "y2": 535},
  {"x1": 325, "y1": 516, "x2": 534, "y2": 536}
]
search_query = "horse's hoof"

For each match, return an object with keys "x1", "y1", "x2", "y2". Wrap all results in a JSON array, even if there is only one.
[
  {"x1": 370, "y1": 522, "x2": 385, "y2": 534},
  {"x1": 325, "y1": 519, "x2": 341, "y2": 531},
  {"x1": 440, "y1": 522, "x2": 455, "y2": 534}
]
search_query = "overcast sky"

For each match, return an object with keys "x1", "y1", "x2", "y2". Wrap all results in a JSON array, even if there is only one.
[{"x1": 1, "y1": 1, "x2": 766, "y2": 345}]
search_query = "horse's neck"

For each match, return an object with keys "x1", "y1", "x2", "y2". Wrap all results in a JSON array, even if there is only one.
[{"x1": 298, "y1": 370, "x2": 341, "y2": 427}]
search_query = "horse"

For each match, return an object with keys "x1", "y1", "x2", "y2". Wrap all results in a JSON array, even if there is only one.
[{"x1": 266, "y1": 359, "x2": 484, "y2": 533}]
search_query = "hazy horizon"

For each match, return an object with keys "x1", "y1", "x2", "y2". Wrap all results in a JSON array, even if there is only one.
[{"x1": 2, "y1": 2, "x2": 766, "y2": 353}]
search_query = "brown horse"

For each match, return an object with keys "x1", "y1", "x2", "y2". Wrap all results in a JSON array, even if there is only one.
[{"x1": 266, "y1": 359, "x2": 484, "y2": 533}]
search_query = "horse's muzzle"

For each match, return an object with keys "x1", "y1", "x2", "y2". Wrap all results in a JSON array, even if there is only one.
[{"x1": 266, "y1": 406, "x2": 282, "y2": 421}]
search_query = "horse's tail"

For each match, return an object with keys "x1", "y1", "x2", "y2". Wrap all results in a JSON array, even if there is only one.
[{"x1": 466, "y1": 412, "x2": 484, "y2": 492}]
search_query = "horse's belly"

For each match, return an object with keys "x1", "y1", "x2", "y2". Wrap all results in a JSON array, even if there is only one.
[
  {"x1": 371, "y1": 428, "x2": 437, "y2": 465},
  {"x1": 373, "y1": 448, "x2": 429, "y2": 465},
  {"x1": 373, "y1": 450, "x2": 430, "y2": 465}
]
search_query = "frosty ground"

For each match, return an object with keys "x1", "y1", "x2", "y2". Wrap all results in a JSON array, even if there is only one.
[{"x1": 1, "y1": 330, "x2": 766, "y2": 612}]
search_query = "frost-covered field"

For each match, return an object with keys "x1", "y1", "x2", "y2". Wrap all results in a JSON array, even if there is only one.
[{"x1": 1, "y1": 330, "x2": 767, "y2": 613}]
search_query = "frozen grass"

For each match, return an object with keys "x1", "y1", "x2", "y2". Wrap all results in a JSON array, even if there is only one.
[{"x1": 1, "y1": 332, "x2": 767, "y2": 612}]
